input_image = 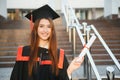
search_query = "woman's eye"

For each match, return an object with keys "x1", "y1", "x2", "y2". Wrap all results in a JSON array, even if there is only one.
[
  {"x1": 47, "y1": 26, "x2": 51, "y2": 28},
  {"x1": 39, "y1": 25, "x2": 43, "y2": 27}
]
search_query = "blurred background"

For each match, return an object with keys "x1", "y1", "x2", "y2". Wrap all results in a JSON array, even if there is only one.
[{"x1": 0, "y1": 0, "x2": 120, "y2": 80}]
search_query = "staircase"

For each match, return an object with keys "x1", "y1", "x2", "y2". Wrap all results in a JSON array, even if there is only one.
[
  {"x1": 0, "y1": 16, "x2": 120, "y2": 79},
  {"x1": 0, "y1": 20, "x2": 30, "y2": 67},
  {"x1": 78, "y1": 19, "x2": 120, "y2": 65},
  {"x1": 54, "y1": 17, "x2": 73, "y2": 56},
  {"x1": 0, "y1": 17, "x2": 73, "y2": 67}
]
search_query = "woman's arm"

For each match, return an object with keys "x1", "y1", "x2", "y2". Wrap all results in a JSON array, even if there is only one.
[{"x1": 67, "y1": 57, "x2": 84, "y2": 79}]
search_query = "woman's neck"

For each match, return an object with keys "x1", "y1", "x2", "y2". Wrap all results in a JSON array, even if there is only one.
[{"x1": 39, "y1": 40, "x2": 49, "y2": 48}]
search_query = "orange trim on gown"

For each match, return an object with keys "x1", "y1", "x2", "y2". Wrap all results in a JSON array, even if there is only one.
[{"x1": 16, "y1": 46, "x2": 64, "y2": 69}]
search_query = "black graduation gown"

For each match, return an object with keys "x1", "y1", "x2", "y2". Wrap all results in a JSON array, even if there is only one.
[{"x1": 10, "y1": 46, "x2": 69, "y2": 80}]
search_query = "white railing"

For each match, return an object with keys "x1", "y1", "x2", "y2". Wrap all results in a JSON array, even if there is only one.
[
  {"x1": 62, "y1": 0, "x2": 102, "y2": 80},
  {"x1": 91, "y1": 25, "x2": 120, "y2": 70},
  {"x1": 62, "y1": 0, "x2": 120, "y2": 80}
]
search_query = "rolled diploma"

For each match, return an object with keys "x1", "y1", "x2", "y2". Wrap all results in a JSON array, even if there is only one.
[{"x1": 76, "y1": 34, "x2": 96, "y2": 61}]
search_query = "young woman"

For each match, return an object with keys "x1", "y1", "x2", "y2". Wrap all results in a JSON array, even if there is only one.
[{"x1": 10, "y1": 4, "x2": 84, "y2": 80}]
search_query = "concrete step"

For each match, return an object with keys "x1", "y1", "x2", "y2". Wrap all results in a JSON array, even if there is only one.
[
  {"x1": 0, "y1": 67, "x2": 120, "y2": 80},
  {"x1": 72, "y1": 65, "x2": 120, "y2": 80},
  {"x1": 0, "y1": 56, "x2": 16, "y2": 67},
  {"x1": 0, "y1": 56, "x2": 16, "y2": 62},
  {"x1": 0, "y1": 51, "x2": 17, "y2": 56}
]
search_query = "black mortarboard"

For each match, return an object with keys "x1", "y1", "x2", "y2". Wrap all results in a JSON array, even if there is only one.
[{"x1": 25, "y1": 4, "x2": 60, "y2": 22}]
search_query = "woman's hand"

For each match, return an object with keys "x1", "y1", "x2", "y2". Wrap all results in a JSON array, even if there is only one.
[{"x1": 67, "y1": 57, "x2": 84, "y2": 76}]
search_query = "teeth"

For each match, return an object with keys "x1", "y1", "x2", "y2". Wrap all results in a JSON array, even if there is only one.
[{"x1": 42, "y1": 34, "x2": 48, "y2": 36}]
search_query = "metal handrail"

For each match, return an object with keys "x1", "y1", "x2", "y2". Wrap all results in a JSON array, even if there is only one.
[
  {"x1": 62, "y1": 0, "x2": 120, "y2": 79},
  {"x1": 62, "y1": 0, "x2": 102, "y2": 80},
  {"x1": 91, "y1": 25, "x2": 120, "y2": 71}
]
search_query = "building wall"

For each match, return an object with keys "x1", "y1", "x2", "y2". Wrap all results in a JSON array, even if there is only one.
[
  {"x1": 7, "y1": 0, "x2": 105, "y2": 9},
  {"x1": 7, "y1": 0, "x2": 61, "y2": 10},
  {"x1": 0, "y1": 0, "x2": 7, "y2": 18},
  {"x1": 69, "y1": 0, "x2": 104, "y2": 8},
  {"x1": 95, "y1": 8, "x2": 103, "y2": 19},
  {"x1": 6, "y1": 0, "x2": 120, "y2": 20},
  {"x1": 7, "y1": 0, "x2": 49, "y2": 9},
  {"x1": 75, "y1": 8, "x2": 103, "y2": 20},
  {"x1": 104, "y1": 0, "x2": 120, "y2": 17}
]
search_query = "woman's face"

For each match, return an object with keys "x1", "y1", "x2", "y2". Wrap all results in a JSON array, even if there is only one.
[{"x1": 37, "y1": 18, "x2": 51, "y2": 41}]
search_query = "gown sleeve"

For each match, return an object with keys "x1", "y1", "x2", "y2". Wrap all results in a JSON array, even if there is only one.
[
  {"x1": 10, "y1": 61, "x2": 30, "y2": 80},
  {"x1": 10, "y1": 46, "x2": 30, "y2": 80},
  {"x1": 10, "y1": 61, "x2": 23, "y2": 80},
  {"x1": 58, "y1": 50, "x2": 70, "y2": 80}
]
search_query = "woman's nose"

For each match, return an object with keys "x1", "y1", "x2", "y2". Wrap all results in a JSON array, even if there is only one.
[{"x1": 43, "y1": 27, "x2": 48, "y2": 32}]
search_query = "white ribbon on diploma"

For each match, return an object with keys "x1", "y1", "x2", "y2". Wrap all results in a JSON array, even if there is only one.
[{"x1": 76, "y1": 34, "x2": 96, "y2": 61}]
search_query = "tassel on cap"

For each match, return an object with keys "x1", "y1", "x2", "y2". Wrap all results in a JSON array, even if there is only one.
[{"x1": 30, "y1": 10, "x2": 33, "y2": 30}]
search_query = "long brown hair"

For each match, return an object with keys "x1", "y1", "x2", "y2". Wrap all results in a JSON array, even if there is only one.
[{"x1": 28, "y1": 18, "x2": 58, "y2": 76}]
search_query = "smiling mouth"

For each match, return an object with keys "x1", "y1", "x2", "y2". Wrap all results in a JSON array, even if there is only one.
[{"x1": 42, "y1": 34, "x2": 48, "y2": 36}]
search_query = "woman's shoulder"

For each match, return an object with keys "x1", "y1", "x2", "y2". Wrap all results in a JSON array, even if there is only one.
[
  {"x1": 15, "y1": 45, "x2": 31, "y2": 61},
  {"x1": 17, "y1": 45, "x2": 30, "y2": 57},
  {"x1": 18, "y1": 45, "x2": 30, "y2": 50}
]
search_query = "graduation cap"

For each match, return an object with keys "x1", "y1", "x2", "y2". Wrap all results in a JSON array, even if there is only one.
[{"x1": 25, "y1": 4, "x2": 60, "y2": 23}]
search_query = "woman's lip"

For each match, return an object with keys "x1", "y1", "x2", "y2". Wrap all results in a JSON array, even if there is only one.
[{"x1": 41, "y1": 34, "x2": 48, "y2": 36}]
